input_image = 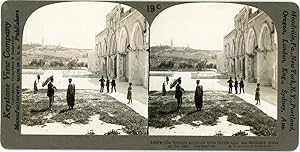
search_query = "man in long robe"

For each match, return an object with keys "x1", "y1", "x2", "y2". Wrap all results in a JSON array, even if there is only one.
[
  {"x1": 47, "y1": 76, "x2": 56, "y2": 108},
  {"x1": 194, "y1": 80, "x2": 203, "y2": 111},
  {"x1": 67, "y1": 78, "x2": 75, "y2": 110}
]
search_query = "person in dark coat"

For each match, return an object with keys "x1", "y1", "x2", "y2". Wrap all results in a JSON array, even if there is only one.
[
  {"x1": 239, "y1": 78, "x2": 245, "y2": 94},
  {"x1": 175, "y1": 78, "x2": 184, "y2": 113},
  {"x1": 127, "y1": 82, "x2": 133, "y2": 104},
  {"x1": 166, "y1": 76, "x2": 169, "y2": 85},
  {"x1": 227, "y1": 77, "x2": 233, "y2": 94},
  {"x1": 99, "y1": 76, "x2": 105, "y2": 93},
  {"x1": 67, "y1": 78, "x2": 75, "y2": 110},
  {"x1": 37, "y1": 73, "x2": 41, "y2": 83},
  {"x1": 34, "y1": 74, "x2": 40, "y2": 94},
  {"x1": 47, "y1": 76, "x2": 56, "y2": 108},
  {"x1": 34, "y1": 80, "x2": 38, "y2": 94},
  {"x1": 106, "y1": 76, "x2": 110, "y2": 93},
  {"x1": 162, "y1": 82, "x2": 166, "y2": 96},
  {"x1": 194, "y1": 80, "x2": 203, "y2": 111},
  {"x1": 255, "y1": 83, "x2": 260, "y2": 105},
  {"x1": 111, "y1": 77, "x2": 116, "y2": 93},
  {"x1": 234, "y1": 77, "x2": 239, "y2": 94}
]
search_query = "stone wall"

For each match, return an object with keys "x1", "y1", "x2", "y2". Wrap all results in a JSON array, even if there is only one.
[
  {"x1": 220, "y1": 6, "x2": 277, "y2": 89},
  {"x1": 94, "y1": 5, "x2": 149, "y2": 88}
]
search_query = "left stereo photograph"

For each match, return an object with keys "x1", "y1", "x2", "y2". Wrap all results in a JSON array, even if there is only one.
[{"x1": 21, "y1": 2, "x2": 149, "y2": 135}]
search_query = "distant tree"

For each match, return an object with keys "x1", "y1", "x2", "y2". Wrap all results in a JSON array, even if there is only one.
[
  {"x1": 179, "y1": 61, "x2": 193, "y2": 69},
  {"x1": 77, "y1": 62, "x2": 85, "y2": 67},
  {"x1": 29, "y1": 59, "x2": 45, "y2": 67},
  {"x1": 206, "y1": 63, "x2": 215, "y2": 69},
  {"x1": 158, "y1": 60, "x2": 174, "y2": 69},
  {"x1": 49, "y1": 60, "x2": 64, "y2": 67},
  {"x1": 67, "y1": 59, "x2": 78, "y2": 69},
  {"x1": 213, "y1": 64, "x2": 217, "y2": 69},
  {"x1": 196, "y1": 60, "x2": 207, "y2": 71}
]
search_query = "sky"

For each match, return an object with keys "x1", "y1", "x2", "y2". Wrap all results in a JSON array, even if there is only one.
[
  {"x1": 23, "y1": 2, "x2": 130, "y2": 49},
  {"x1": 151, "y1": 3, "x2": 256, "y2": 50},
  {"x1": 23, "y1": 2, "x2": 257, "y2": 50}
]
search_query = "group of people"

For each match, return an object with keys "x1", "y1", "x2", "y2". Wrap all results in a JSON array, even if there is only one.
[
  {"x1": 98, "y1": 76, "x2": 116, "y2": 93},
  {"x1": 33, "y1": 74, "x2": 76, "y2": 110},
  {"x1": 33, "y1": 74, "x2": 134, "y2": 111},
  {"x1": 227, "y1": 77, "x2": 245, "y2": 94},
  {"x1": 173, "y1": 77, "x2": 204, "y2": 113},
  {"x1": 227, "y1": 76, "x2": 261, "y2": 105},
  {"x1": 99, "y1": 76, "x2": 133, "y2": 104},
  {"x1": 164, "y1": 75, "x2": 262, "y2": 113},
  {"x1": 46, "y1": 76, "x2": 76, "y2": 110}
]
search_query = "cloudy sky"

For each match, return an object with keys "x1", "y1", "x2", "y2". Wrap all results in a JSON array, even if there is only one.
[
  {"x1": 151, "y1": 3, "x2": 256, "y2": 50},
  {"x1": 23, "y1": 2, "x2": 130, "y2": 49}
]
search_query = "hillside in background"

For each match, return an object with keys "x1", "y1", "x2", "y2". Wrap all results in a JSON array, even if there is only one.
[
  {"x1": 22, "y1": 43, "x2": 92, "y2": 69},
  {"x1": 150, "y1": 45, "x2": 221, "y2": 71}
]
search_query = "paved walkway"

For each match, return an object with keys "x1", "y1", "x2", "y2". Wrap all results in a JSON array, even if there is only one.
[{"x1": 150, "y1": 71, "x2": 277, "y2": 120}]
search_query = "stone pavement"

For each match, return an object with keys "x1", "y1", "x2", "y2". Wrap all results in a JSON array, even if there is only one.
[{"x1": 150, "y1": 71, "x2": 277, "y2": 120}]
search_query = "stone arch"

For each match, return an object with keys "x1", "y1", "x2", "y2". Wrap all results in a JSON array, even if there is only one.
[
  {"x1": 238, "y1": 35, "x2": 245, "y2": 56},
  {"x1": 258, "y1": 22, "x2": 272, "y2": 51},
  {"x1": 102, "y1": 39, "x2": 107, "y2": 55},
  {"x1": 231, "y1": 40, "x2": 236, "y2": 57},
  {"x1": 237, "y1": 34, "x2": 246, "y2": 78},
  {"x1": 230, "y1": 40, "x2": 236, "y2": 75},
  {"x1": 102, "y1": 39, "x2": 108, "y2": 76},
  {"x1": 130, "y1": 20, "x2": 144, "y2": 51},
  {"x1": 109, "y1": 33, "x2": 117, "y2": 55},
  {"x1": 246, "y1": 27, "x2": 258, "y2": 54},
  {"x1": 118, "y1": 26, "x2": 130, "y2": 53},
  {"x1": 118, "y1": 26, "x2": 130, "y2": 81},
  {"x1": 227, "y1": 43, "x2": 231, "y2": 72},
  {"x1": 108, "y1": 33, "x2": 117, "y2": 77},
  {"x1": 128, "y1": 20, "x2": 146, "y2": 85},
  {"x1": 246, "y1": 27, "x2": 258, "y2": 82},
  {"x1": 98, "y1": 43, "x2": 102, "y2": 56},
  {"x1": 257, "y1": 22, "x2": 274, "y2": 86}
]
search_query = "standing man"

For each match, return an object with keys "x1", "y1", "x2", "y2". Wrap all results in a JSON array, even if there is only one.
[
  {"x1": 99, "y1": 76, "x2": 105, "y2": 93},
  {"x1": 175, "y1": 78, "x2": 184, "y2": 113},
  {"x1": 166, "y1": 76, "x2": 169, "y2": 85},
  {"x1": 234, "y1": 77, "x2": 239, "y2": 94},
  {"x1": 227, "y1": 77, "x2": 233, "y2": 94},
  {"x1": 34, "y1": 74, "x2": 40, "y2": 94},
  {"x1": 194, "y1": 80, "x2": 203, "y2": 111},
  {"x1": 67, "y1": 78, "x2": 75, "y2": 110},
  {"x1": 106, "y1": 76, "x2": 110, "y2": 93},
  {"x1": 239, "y1": 78, "x2": 245, "y2": 94},
  {"x1": 47, "y1": 76, "x2": 56, "y2": 108},
  {"x1": 34, "y1": 80, "x2": 38, "y2": 94},
  {"x1": 111, "y1": 77, "x2": 116, "y2": 93},
  {"x1": 162, "y1": 82, "x2": 166, "y2": 96}
]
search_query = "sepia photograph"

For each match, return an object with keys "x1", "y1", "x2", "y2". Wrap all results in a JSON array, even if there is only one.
[
  {"x1": 21, "y1": 2, "x2": 149, "y2": 135},
  {"x1": 148, "y1": 3, "x2": 278, "y2": 136}
]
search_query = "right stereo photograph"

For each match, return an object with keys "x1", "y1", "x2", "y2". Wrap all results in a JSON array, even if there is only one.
[{"x1": 148, "y1": 3, "x2": 278, "y2": 136}]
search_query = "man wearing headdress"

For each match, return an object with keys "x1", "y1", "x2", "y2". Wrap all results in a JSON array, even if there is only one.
[
  {"x1": 194, "y1": 80, "x2": 203, "y2": 111},
  {"x1": 67, "y1": 78, "x2": 76, "y2": 110}
]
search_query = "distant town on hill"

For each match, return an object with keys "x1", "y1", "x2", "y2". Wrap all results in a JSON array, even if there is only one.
[
  {"x1": 22, "y1": 43, "x2": 92, "y2": 69},
  {"x1": 150, "y1": 45, "x2": 221, "y2": 71}
]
